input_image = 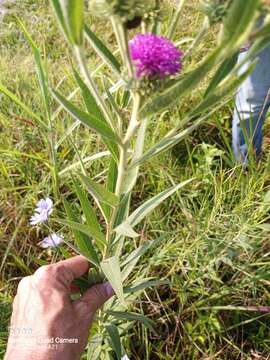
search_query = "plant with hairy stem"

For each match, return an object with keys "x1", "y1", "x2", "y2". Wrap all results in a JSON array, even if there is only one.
[{"x1": 1, "y1": 0, "x2": 269, "y2": 358}]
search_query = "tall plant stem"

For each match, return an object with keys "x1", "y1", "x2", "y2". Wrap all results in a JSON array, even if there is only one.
[
  {"x1": 74, "y1": 46, "x2": 114, "y2": 129},
  {"x1": 106, "y1": 93, "x2": 141, "y2": 251},
  {"x1": 111, "y1": 16, "x2": 134, "y2": 79}
]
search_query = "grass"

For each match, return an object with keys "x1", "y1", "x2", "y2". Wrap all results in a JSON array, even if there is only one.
[{"x1": 1, "y1": 0, "x2": 270, "y2": 359}]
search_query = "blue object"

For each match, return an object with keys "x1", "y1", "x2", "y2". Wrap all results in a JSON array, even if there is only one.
[{"x1": 232, "y1": 44, "x2": 270, "y2": 165}]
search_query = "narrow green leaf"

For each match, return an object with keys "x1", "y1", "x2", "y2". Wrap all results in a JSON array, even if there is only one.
[
  {"x1": 115, "y1": 222, "x2": 139, "y2": 240},
  {"x1": 0, "y1": 83, "x2": 47, "y2": 130},
  {"x1": 79, "y1": 174, "x2": 119, "y2": 208},
  {"x1": 113, "y1": 193, "x2": 131, "y2": 228},
  {"x1": 116, "y1": 180, "x2": 192, "y2": 231},
  {"x1": 73, "y1": 67, "x2": 104, "y2": 121},
  {"x1": 101, "y1": 256, "x2": 125, "y2": 305},
  {"x1": 204, "y1": 52, "x2": 239, "y2": 97},
  {"x1": 72, "y1": 179, "x2": 106, "y2": 252},
  {"x1": 51, "y1": 0, "x2": 70, "y2": 42},
  {"x1": 58, "y1": 151, "x2": 110, "y2": 176},
  {"x1": 52, "y1": 89, "x2": 121, "y2": 144},
  {"x1": 84, "y1": 25, "x2": 121, "y2": 75},
  {"x1": 105, "y1": 325, "x2": 122, "y2": 360},
  {"x1": 107, "y1": 158, "x2": 118, "y2": 193},
  {"x1": 131, "y1": 98, "x2": 232, "y2": 168},
  {"x1": 51, "y1": 0, "x2": 84, "y2": 45},
  {"x1": 62, "y1": 201, "x2": 100, "y2": 267},
  {"x1": 17, "y1": 18, "x2": 51, "y2": 117},
  {"x1": 106, "y1": 311, "x2": 154, "y2": 329},
  {"x1": 121, "y1": 241, "x2": 154, "y2": 281},
  {"x1": 192, "y1": 61, "x2": 257, "y2": 117},
  {"x1": 125, "y1": 279, "x2": 169, "y2": 294},
  {"x1": 55, "y1": 217, "x2": 106, "y2": 248},
  {"x1": 73, "y1": 69, "x2": 119, "y2": 160},
  {"x1": 123, "y1": 117, "x2": 148, "y2": 194},
  {"x1": 222, "y1": 0, "x2": 259, "y2": 48}
]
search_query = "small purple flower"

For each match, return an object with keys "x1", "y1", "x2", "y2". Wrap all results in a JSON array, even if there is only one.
[
  {"x1": 38, "y1": 233, "x2": 64, "y2": 248},
  {"x1": 30, "y1": 197, "x2": 53, "y2": 225},
  {"x1": 129, "y1": 33, "x2": 183, "y2": 79}
]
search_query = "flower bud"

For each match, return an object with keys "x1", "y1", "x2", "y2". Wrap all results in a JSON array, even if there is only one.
[
  {"x1": 199, "y1": 0, "x2": 232, "y2": 25},
  {"x1": 89, "y1": 0, "x2": 147, "y2": 21}
]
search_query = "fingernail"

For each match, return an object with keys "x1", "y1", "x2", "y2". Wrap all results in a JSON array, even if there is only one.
[{"x1": 104, "y1": 282, "x2": 114, "y2": 297}]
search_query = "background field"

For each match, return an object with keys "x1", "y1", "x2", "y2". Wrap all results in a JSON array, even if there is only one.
[{"x1": 1, "y1": 1, "x2": 270, "y2": 359}]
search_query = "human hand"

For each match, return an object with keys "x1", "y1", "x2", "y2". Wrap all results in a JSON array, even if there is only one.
[{"x1": 5, "y1": 256, "x2": 114, "y2": 360}]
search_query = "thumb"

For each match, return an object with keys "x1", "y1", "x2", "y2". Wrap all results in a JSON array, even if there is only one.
[{"x1": 74, "y1": 282, "x2": 114, "y2": 315}]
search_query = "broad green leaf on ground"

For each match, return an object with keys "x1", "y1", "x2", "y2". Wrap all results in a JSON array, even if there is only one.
[
  {"x1": 106, "y1": 311, "x2": 154, "y2": 329},
  {"x1": 72, "y1": 178, "x2": 106, "y2": 252},
  {"x1": 84, "y1": 25, "x2": 121, "y2": 75},
  {"x1": 105, "y1": 325, "x2": 122, "y2": 360},
  {"x1": 52, "y1": 89, "x2": 121, "y2": 144},
  {"x1": 62, "y1": 200, "x2": 100, "y2": 267},
  {"x1": 101, "y1": 256, "x2": 125, "y2": 305},
  {"x1": 114, "y1": 180, "x2": 192, "y2": 238},
  {"x1": 51, "y1": 0, "x2": 84, "y2": 45}
]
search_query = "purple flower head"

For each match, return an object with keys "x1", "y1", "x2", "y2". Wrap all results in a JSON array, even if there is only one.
[
  {"x1": 38, "y1": 233, "x2": 64, "y2": 248},
  {"x1": 129, "y1": 33, "x2": 183, "y2": 79},
  {"x1": 30, "y1": 197, "x2": 53, "y2": 225}
]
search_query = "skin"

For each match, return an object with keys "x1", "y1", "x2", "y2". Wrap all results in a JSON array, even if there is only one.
[{"x1": 4, "y1": 256, "x2": 114, "y2": 360}]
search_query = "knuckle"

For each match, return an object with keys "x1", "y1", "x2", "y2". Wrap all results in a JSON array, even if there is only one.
[
  {"x1": 53, "y1": 263, "x2": 72, "y2": 283},
  {"x1": 34, "y1": 265, "x2": 52, "y2": 280},
  {"x1": 17, "y1": 276, "x2": 31, "y2": 293}
]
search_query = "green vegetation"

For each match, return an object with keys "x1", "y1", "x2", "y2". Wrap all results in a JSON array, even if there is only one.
[{"x1": 1, "y1": 0, "x2": 270, "y2": 359}]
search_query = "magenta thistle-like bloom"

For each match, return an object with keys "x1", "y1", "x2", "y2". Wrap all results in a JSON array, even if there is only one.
[{"x1": 129, "y1": 33, "x2": 183, "y2": 79}]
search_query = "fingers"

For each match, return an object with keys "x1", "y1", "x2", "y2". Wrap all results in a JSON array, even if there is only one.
[
  {"x1": 55, "y1": 256, "x2": 90, "y2": 282},
  {"x1": 32, "y1": 256, "x2": 90, "y2": 292},
  {"x1": 74, "y1": 282, "x2": 114, "y2": 314}
]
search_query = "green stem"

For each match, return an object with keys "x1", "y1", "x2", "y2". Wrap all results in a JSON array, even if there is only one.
[
  {"x1": 111, "y1": 16, "x2": 134, "y2": 79},
  {"x1": 74, "y1": 45, "x2": 115, "y2": 130},
  {"x1": 106, "y1": 93, "x2": 141, "y2": 254},
  {"x1": 123, "y1": 93, "x2": 141, "y2": 145}
]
